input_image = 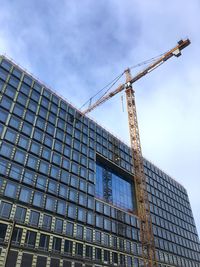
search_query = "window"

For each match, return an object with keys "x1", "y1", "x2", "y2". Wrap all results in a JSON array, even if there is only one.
[
  {"x1": 14, "y1": 150, "x2": 26, "y2": 164},
  {"x1": 23, "y1": 170, "x2": 35, "y2": 185},
  {"x1": 12, "y1": 227, "x2": 22, "y2": 245},
  {"x1": 15, "y1": 206, "x2": 26, "y2": 223},
  {"x1": 30, "y1": 142, "x2": 40, "y2": 154},
  {"x1": 95, "y1": 248, "x2": 101, "y2": 261},
  {"x1": 1, "y1": 96, "x2": 12, "y2": 110},
  {"x1": 52, "y1": 237, "x2": 61, "y2": 252},
  {"x1": 33, "y1": 192, "x2": 43, "y2": 207},
  {"x1": 0, "y1": 201, "x2": 12, "y2": 218},
  {"x1": 87, "y1": 212, "x2": 94, "y2": 225},
  {"x1": 42, "y1": 215, "x2": 52, "y2": 230},
  {"x1": 22, "y1": 122, "x2": 32, "y2": 136},
  {"x1": 5, "y1": 250, "x2": 18, "y2": 267},
  {"x1": 76, "y1": 225, "x2": 83, "y2": 239},
  {"x1": 0, "y1": 143, "x2": 13, "y2": 158},
  {"x1": 0, "y1": 223, "x2": 7, "y2": 241},
  {"x1": 59, "y1": 185, "x2": 68, "y2": 199},
  {"x1": 39, "y1": 234, "x2": 49, "y2": 250},
  {"x1": 50, "y1": 258, "x2": 60, "y2": 267},
  {"x1": 66, "y1": 222, "x2": 74, "y2": 236},
  {"x1": 13, "y1": 104, "x2": 24, "y2": 117},
  {"x1": 78, "y1": 208, "x2": 86, "y2": 222},
  {"x1": 36, "y1": 176, "x2": 46, "y2": 190},
  {"x1": 45, "y1": 196, "x2": 55, "y2": 211},
  {"x1": 5, "y1": 129, "x2": 17, "y2": 143},
  {"x1": 57, "y1": 200, "x2": 66, "y2": 215},
  {"x1": 18, "y1": 136, "x2": 29, "y2": 149},
  {"x1": 26, "y1": 155, "x2": 37, "y2": 169},
  {"x1": 4, "y1": 182, "x2": 18, "y2": 198},
  {"x1": 64, "y1": 240, "x2": 73, "y2": 254},
  {"x1": 55, "y1": 218, "x2": 63, "y2": 233},
  {"x1": 49, "y1": 166, "x2": 59, "y2": 181},
  {"x1": 48, "y1": 180, "x2": 57, "y2": 195},
  {"x1": 67, "y1": 205, "x2": 76, "y2": 220},
  {"x1": 19, "y1": 187, "x2": 31, "y2": 203},
  {"x1": 39, "y1": 161, "x2": 49, "y2": 174},
  {"x1": 112, "y1": 252, "x2": 118, "y2": 264},
  {"x1": 85, "y1": 245, "x2": 93, "y2": 259},
  {"x1": 36, "y1": 256, "x2": 47, "y2": 267},
  {"x1": 85, "y1": 228, "x2": 93, "y2": 242},
  {"x1": 104, "y1": 250, "x2": 110, "y2": 263},
  {"x1": 95, "y1": 231, "x2": 101, "y2": 244},
  {"x1": 95, "y1": 163, "x2": 135, "y2": 211},
  {"x1": 29, "y1": 211, "x2": 40, "y2": 226},
  {"x1": 25, "y1": 231, "x2": 37, "y2": 247},
  {"x1": 0, "y1": 108, "x2": 8, "y2": 123},
  {"x1": 69, "y1": 189, "x2": 77, "y2": 202},
  {"x1": 21, "y1": 253, "x2": 33, "y2": 267},
  {"x1": 75, "y1": 243, "x2": 83, "y2": 256}
]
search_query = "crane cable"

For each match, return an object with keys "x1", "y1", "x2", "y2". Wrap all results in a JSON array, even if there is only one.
[{"x1": 80, "y1": 51, "x2": 167, "y2": 112}]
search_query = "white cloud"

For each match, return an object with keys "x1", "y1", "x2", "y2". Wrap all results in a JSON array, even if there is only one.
[{"x1": 0, "y1": 0, "x2": 200, "y2": 238}]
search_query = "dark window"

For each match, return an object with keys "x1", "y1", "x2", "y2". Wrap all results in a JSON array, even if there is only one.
[
  {"x1": 75, "y1": 243, "x2": 83, "y2": 256},
  {"x1": 0, "y1": 202, "x2": 12, "y2": 218},
  {"x1": 95, "y1": 247, "x2": 101, "y2": 261},
  {"x1": 39, "y1": 234, "x2": 49, "y2": 250},
  {"x1": 64, "y1": 240, "x2": 73, "y2": 254},
  {"x1": 86, "y1": 245, "x2": 93, "y2": 259},
  {"x1": 104, "y1": 250, "x2": 110, "y2": 263},
  {"x1": 12, "y1": 227, "x2": 22, "y2": 245},
  {"x1": 95, "y1": 231, "x2": 101, "y2": 243},
  {"x1": 25, "y1": 231, "x2": 36, "y2": 247},
  {"x1": 63, "y1": 261, "x2": 72, "y2": 267},
  {"x1": 14, "y1": 206, "x2": 26, "y2": 223},
  {"x1": 50, "y1": 258, "x2": 60, "y2": 267},
  {"x1": 5, "y1": 250, "x2": 18, "y2": 267},
  {"x1": 112, "y1": 252, "x2": 118, "y2": 264},
  {"x1": 36, "y1": 256, "x2": 47, "y2": 267},
  {"x1": 52, "y1": 237, "x2": 61, "y2": 252},
  {"x1": 0, "y1": 223, "x2": 7, "y2": 241}
]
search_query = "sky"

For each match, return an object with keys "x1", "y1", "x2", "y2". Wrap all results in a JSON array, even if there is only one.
[{"x1": 0, "y1": 0, "x2": 199, "y2": 236}]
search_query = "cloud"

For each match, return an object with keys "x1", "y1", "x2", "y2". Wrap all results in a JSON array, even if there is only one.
[{"x1": 0, "y1": 0, "x2": 200, "y2": 238}]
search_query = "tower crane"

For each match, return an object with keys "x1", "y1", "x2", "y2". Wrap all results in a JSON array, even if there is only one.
[{"x1": 82, "y1": 39, "x2": 190, "y2": 266}]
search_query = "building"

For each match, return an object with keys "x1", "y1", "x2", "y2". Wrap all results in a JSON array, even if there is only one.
[{"x1": 0, "y1": 55, "x2": 199, "y2": 267}]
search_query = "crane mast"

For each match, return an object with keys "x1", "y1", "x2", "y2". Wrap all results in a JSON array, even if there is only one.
[
  {"x1": 82, "y1": 39, "x2": 190, "y2": 266},
  {"x1": 125, "y1": 69, "x2": 157, "y2": 266}
]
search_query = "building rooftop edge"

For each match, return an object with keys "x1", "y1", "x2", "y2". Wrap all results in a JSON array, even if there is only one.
[{"x1": 0, "y1": 54, "x2": 186, "y2": 192}]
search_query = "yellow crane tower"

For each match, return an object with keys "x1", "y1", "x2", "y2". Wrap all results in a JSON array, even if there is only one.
[{"x1": 82, "y1": 39, "x2": 190, "y2": 266}]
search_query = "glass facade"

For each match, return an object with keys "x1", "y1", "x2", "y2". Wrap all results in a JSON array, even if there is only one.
[
  {"x1": 0, "y1": 55, "x2": 199, "y2": 267},
  {"x1": 95, "y1": 163, "x2": 135, "y2": 211}
]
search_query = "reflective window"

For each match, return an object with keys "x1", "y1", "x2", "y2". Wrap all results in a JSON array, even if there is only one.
[
  {"x1": 66, "y1": 222, "x2": 74, "y2": 236},
  {"x1": 95, "y1": 163, "x2": 135, "y2": 211},
  {"x1": 29, "y1": 211, "x2": 40, "y2": 226},
  {"x1": 33, "y1": 192, "x2": 44, "y2": 207},
  {"x1": 4, "y1": 182, "x2": 18, "y2": 198},
  {"x1": 19, "y1": 187, "x2": 32, "y2": 203},
  {"x1": 55, "y1": 218, "x2": 63, "y2": 233},
  {"x1": 15, "y1": 206, "x2": 26, "y2": 223},
  {"x1": 0, "y1": 201, "x2": 12, "y2": 218},
  {"x1": 42, "y1": 214, "x2": 52, "y2": 230}
]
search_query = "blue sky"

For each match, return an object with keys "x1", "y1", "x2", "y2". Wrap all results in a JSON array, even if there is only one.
[{"x1": 1, "y1": 0, "x2": 200, "y2": 236}]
